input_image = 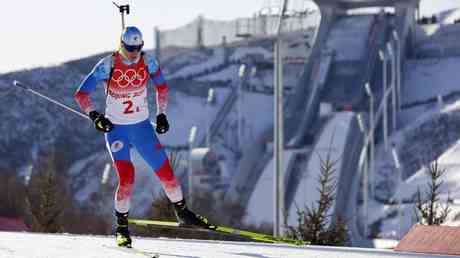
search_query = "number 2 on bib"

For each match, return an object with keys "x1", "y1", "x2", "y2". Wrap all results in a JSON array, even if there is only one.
[{"x1": 123, "y1": 100, "x2": 134, "y2": 114}]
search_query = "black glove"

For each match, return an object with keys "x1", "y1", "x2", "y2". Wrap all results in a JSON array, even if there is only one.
[
  {"x1": 156, "y1": 113, "x2": 169, "y2": 134},
  {"x1": 89, "y1": 111, "x2": 113, "y2": 133}
]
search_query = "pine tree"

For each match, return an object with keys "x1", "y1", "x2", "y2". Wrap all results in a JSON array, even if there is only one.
[
  {"x1": 25, "y1": 151, "x2": 66, "y2": 233},
  {"x1": 414, "y1": 160, "x2": 451, "y2": 225},
  {"x1": 0, "y1": 169, "x2": 26, "y2": 218},
  {"x1": 287, "y1": 151, "x2": 348, "y2": 246}
]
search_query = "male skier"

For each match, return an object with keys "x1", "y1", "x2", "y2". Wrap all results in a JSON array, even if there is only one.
[{"x1": 74, "y1": 26, "x2": 210, "y2": 248}]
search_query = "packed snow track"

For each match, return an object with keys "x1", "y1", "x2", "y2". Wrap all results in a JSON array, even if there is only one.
[{"x1": 0, "y1": 232, "x2": 454, "y2": 258}]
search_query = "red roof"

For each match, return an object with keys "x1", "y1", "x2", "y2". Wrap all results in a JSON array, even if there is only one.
[{"x1": 0, "y1": 217, "x2": 29, "y2": 231}]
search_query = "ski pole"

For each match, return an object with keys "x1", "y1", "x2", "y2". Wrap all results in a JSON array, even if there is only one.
[
  {"x1": 12, "y1": 80, "x2": 90, "y2": 120},
  {"x1": 112, "y1": 2, "x2": 130, "y2": 30}
]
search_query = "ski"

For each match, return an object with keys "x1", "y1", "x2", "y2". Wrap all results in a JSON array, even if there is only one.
[
  {"x1": 128, "y1": 219, "x2": 307, "y2": 245},
  {"x1": 103, "y1": 244, "x2": 160, "y2": 258}
]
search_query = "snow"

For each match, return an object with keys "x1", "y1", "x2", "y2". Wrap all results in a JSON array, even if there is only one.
[
  {"x1": 195, "y1": 65, "x2": 240, "y2": 82},
  {"x1": 404, "y1": 58, "x2": 460, "y2": 104},
  {"x1": 169, "y1": 48, "x2": 226, "y2": 79},
  {"x1": 158, "y1": 91, "x2": 221, "y2": 146},
  {"x1": 245, "y1": 150, "x2": 298, "y2": 225},
  {"x1": 368, "y1": 90, "x2": 460, "y2": 238},
  {"x1": 229, "y1": 46, "x2": 272, "y2": 62},
  {"x1": 286, "y1": 112, "x2": 354, "y2": 226},
  {"x1": 438, "y1": 8, "x2": 460, "y2": 25},
  {"x1": 245, "y1": 112, "x2": 355, "y2": 227},
  {"x1": 0, "y1": 231, "x2": 455, "y2": 258}
]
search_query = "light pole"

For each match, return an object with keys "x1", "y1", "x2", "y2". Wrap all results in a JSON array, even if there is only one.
[
  {"x1": 273, "y1": 0, "x2": 289, "y2": 238},
  {"x1": 250, "y1": 66, "x2": 257, "y2": 92},
  {"x1": 391, "y1": 146, "x2": 403, "y2": 240},
  {"x1": 379, "y1": 50, "x2": 389, "y2": 150},
  {"x1": 387, "y1": 42, "x2": 397, "y2": 132},
  {"x1": 357, "y1": 113, "x2": 369, "y2": 238},
  {"x1": 392, "y1": 31, "x2": 402, "y2": 114},
  {"x1": 188, "y1": 126, "x2": 198, "y2": 207},
  {"x1": 364, "y1": 82, "x2": 375, "y2": 199},
  {"x1": 238, "y1": 64, "x2": 247, "y2": 150},
  {"x1": 206, "y1": 88, "x2": 215, "y2": 147},
  {"x1": 274, "y1": 38, "x2": 284, "y2": 238}
]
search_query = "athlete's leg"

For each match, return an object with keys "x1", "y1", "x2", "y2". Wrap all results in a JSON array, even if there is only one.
[
  {"x1": 130, "y1": 120, "x2": 183, "y2": 203},
  {"x1": 105, "y1": 125, "x2": 135, "y2": 214},
  {"x1": 132, "y1": 120, "x2": 212, "y2": 228}
]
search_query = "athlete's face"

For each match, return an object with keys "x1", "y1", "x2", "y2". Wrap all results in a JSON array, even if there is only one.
[
  {"x1": 121, "y1": 42, "x2": 143, "y2": 62},
  {"x1": 125, "y1": 49, "x2": 141, "y2": 61}
]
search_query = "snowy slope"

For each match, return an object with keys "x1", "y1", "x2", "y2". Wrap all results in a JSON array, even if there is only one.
[
  {"x1": 354, "y1": 8, "x2": 460, "y2": 241},
  {"x1": 245, "y1": 150, "x2": 298, "y2": 225},
  {"x1": 245, "y1": 112, "x2": 355, "y2": 227},
  {"x1": 0, "y1": 231, "x2": 454, "y2": 258},
  {"x1": 371, "y1": 100, "x2": 460, "y2": 238},
  {"x1": 368, "y1": 141, "x2": 460, "y2": 239},
  {"x1": 368, "y1": 95, "x2": 460, "y2": 237},
  {"x1": 403, "y1": 57, "x2": 460, "y2": 105},
  {"x1": 286, "y1": 113, "x2": 355, "y2": 226}
]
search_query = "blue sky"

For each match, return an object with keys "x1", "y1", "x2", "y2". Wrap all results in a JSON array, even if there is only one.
[{"x1": 0, "y1": 0, "x2": 458, "y2": 73}]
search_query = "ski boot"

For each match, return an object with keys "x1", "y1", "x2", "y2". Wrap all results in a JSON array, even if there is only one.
[
  {"x1": 115, "y1": 211, "x2": 132, "y2": 248},
  {"x1": 172, "y1": 200, "x2": 214, "y2": 230}
]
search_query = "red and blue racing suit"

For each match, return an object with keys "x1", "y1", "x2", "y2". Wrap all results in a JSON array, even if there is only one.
[{"x1": 74, "y1": 51, "x2": 182, "y2": 213}]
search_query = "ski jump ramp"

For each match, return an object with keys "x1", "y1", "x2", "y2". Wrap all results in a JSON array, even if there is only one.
[{"x1": 226, "y1": 0, "x2": 418, "y2": 246}]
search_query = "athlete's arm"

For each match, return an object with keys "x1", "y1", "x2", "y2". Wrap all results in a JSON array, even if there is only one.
[
  {"x1": 74, "y1": 55, "x2": 112, "y2": 114},
  {"x1": 145, "y1": 54, "x2": 168, "y2": 115}
]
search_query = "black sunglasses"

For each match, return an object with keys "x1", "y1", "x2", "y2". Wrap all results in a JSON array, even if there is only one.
[{"x1": 123, "y1": 42, "x2": 143, "y2": 52}]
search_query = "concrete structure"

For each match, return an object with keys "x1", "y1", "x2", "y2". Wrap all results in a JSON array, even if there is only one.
[
  {"x1": 227, "y1": 0, "x2": 422, "y2": 246},
  {"x1": 313, "y1": 0, "x2": 420, "y2": 9},
  {"x1": 313, "y1": 0, "x2": 420, "y2": 59}
]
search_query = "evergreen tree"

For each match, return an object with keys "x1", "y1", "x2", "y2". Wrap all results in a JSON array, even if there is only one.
[
  {"x1": 25, "y1": 151, "x2": 66, "y2": 233},
  {"x1": 287, "y1": 151, "x2": 348, "y2": 246},
  {"x1": 414, "y1": 160, "x2": 451, "y2": 225}
]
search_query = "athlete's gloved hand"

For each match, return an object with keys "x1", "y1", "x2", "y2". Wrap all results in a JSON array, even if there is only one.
[
  {"x1": 89, "y1": 111, "x2": 113, "y2": 133},
  {"x1": 156, "y1": 113, "x2": 169, "y2": 134}
]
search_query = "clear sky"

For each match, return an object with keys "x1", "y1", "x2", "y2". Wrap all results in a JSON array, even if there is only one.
[{"x1": 0, "y1": 0, "x2": 458, "y2": 73}]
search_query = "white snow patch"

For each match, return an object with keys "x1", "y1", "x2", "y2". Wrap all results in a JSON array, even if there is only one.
[{"x1": 0, "y1": 231, "x2": 454, "y2": 258}]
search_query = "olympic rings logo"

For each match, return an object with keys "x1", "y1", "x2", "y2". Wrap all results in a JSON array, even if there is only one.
[{"x1": 111, "y1": 68, "x2": 148, "y2": 88}]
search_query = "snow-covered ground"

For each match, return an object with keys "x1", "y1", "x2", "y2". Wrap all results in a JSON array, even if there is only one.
[
  {"x1": 168, "y1": 48, "x2": 226, "y2": 79},
  {"x1": 403, "y1": 57, "x2": 460, "y2": 105},
  {"x1": 361, "y1": 57, "x2": 460, "y2": 239},
  {"x1": 246, "y1": 112, "x2": 355, "y2": 227},
  {"x1": 369, "y1": 100, "x2": 460, "y2": 239},
  {"x1": 245, "y1": 149, "x2": 298, "y2": 225},
  {"x1": 0, "y1": 231, "x2": 454, "y2": 258},
  {"x1": 365, "y1": 12, "x2": 460, "y2": 239}
]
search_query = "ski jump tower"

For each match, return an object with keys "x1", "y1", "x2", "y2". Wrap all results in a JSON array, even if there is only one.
[
  {"x1": 312, "y1": 0, "x2": 420, "y2": 58},
  {"x1": 224, "y1": 0, "x2": 421, "y2": 242}
]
